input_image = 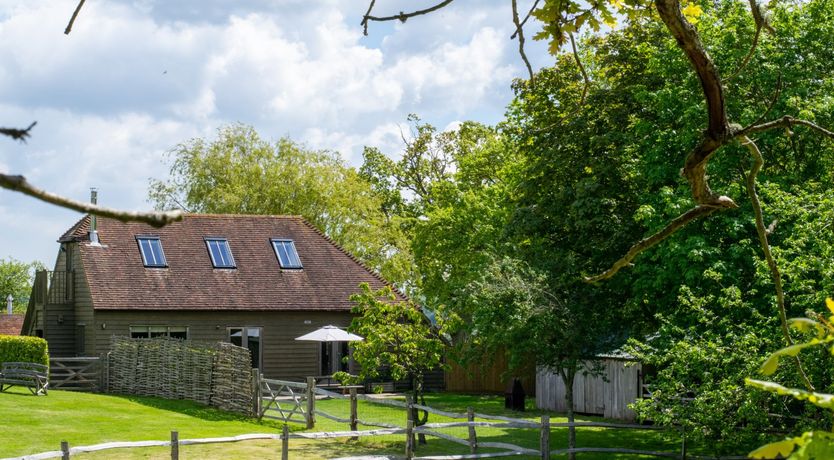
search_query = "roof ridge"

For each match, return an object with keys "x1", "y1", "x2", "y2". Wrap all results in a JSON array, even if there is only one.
[
  {"x1": 183, "y1": 213, "x2": 305, "y2": 219},
  {"x1": 297, "y1": 217, "x2": 409, "y2": 301}
]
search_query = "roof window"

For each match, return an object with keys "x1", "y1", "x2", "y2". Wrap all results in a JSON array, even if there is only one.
[
  {"x1": 137, "y1": 237, "x2": 167, "y2": 267},
  {"x1": 272, "y1": 239, "x2": 302, "y2": 269},
  {"x1": 206, "y1": 238, "x2": 236, "y2": 268}
]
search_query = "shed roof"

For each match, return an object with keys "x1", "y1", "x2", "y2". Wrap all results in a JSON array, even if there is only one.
[{"x1": 61, "y1": 214, "x2": 398, "y2": 312}]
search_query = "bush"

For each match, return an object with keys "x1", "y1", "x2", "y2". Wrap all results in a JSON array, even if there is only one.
[{"x1": 0, "y1": 335, "x2": 49, "y2": 366}]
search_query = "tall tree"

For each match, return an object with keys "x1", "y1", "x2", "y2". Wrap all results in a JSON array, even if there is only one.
[
  {"x1": 0, "y1": 258, "x2": 45, "y2": 314},
  {"x1": 149, "y1": 123, "x2": 414, "y2": 288}
]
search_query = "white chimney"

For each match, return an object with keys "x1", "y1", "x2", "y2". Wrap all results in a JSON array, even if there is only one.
[
  {"x1": 89, "y1": 188, "x2": 101, "y2": 246},
  {"x1": 6, "y1": 294, "x2": 12, "y2": 316}
]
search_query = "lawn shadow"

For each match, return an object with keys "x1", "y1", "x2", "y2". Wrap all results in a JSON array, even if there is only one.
[{"x1": 108, "y1": 393, "x2": 282, "y2": 428}]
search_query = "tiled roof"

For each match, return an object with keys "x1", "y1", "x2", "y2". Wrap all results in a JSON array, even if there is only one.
[
  {"x1": 0, "y1": 314, "x2": 24, "y2": 335},
  {"x1": 65, "y1": 214, "x2": 399, "y2": 311}
]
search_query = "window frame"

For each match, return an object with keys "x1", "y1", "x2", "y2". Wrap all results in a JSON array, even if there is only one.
[
  {"x1": 129, "y1": 325, "x2": 189, "y2": 340},
  {"x1": 136, "y1": 236, "x2": 167, "y2": 268},
  {"x1": 205, "y1": 237, "x2": 236, "y2": 269},
  {"x1": 228, "y1": 326, "x2": 263, "y2": 369},
  {"x1": 271, "y1": 239, "x2": 303, "y2": 269}
]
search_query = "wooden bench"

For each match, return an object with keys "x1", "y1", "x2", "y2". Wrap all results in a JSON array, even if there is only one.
[{"x1": 0, "y1": 362, "x2": 49, "y2": 395}]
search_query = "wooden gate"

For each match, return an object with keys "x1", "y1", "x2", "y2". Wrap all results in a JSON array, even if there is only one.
[
  {"x1": 257, "y1": 377, "x2": 314, "y2": 426},
  {"x1": 49, "y1": 357, "x2": 101, "y2": 391}
]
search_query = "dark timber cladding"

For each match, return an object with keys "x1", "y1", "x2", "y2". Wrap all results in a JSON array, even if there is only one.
[
  {"x1": 30, "y1": 214, "x2": 403, "y2": 378},
  {"x1": 95, "y1": 310, "x2": 352, "y2": 379}
]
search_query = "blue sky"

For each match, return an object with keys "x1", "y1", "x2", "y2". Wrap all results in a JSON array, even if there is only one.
[{"x1": 0, "y1": 0, "x2": 550, "y2": 266}]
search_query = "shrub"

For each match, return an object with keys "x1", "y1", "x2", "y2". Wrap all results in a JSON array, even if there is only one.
[{"x1": 0, "y1": 335, "x2": 49, "y2": 366}]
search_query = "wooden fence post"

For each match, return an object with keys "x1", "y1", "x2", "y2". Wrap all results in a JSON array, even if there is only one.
[
  {"x1": 405, "y1": 394, "x2": 415, "y2": 450},
  {"x1": 467, "y1": 406, "x2": 477, "y2": 454},
  {"x1": 170, "y1": 431, "x2": 179, "y2": 460},
  {"x1": 540, "y1": 414, "x2": 550, "y2": 460},
  {"x1": 405, "y1": 419, "x2": 415, "y2": 459},
  {"x1": 61, "y1": 441, "x2": 69, "y2": 460},
  {"x1": 251, "y1": 368, "x2": 261, "y2": 417},
  {"x1": 349, "y1": 387, "x2": 358, "y2": 439},
  {"x1": 305, "y1": 377, "x2": 316, "y2": 429},
  {"x1": 282, "y1": 424, "x2": 289, "y2": 460}
]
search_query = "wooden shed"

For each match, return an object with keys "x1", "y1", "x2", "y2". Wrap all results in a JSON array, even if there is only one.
[{"x1": 536, "y1": 356, "x2": 642, "y2": 421}]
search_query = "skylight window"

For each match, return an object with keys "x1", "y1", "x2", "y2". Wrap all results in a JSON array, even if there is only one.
[
  {"x1": 206, "y1": 238, "x2": 236, "y2": 268},
  {"x1": 137, "y1": 237, "x2": 167, "y2": 267},
  {"x1": 271, "y1": 239, "x2": 302, "y2": 269}
]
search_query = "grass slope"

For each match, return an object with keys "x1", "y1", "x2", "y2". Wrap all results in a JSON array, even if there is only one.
[{"x1": 0, "y1": 388, "x2": 680, "y2": 459}]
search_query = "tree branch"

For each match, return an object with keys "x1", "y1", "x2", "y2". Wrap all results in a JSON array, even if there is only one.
[
  {"x1": 0, "y1": 122, "x2": 37, "y2": 142},
  {"x1": 0, "y1": 173, "x2": 183, "y2": 227},
  {"x1": 512, "y1": 0, "x2": 535, "y2": 82},
  {"x1": 510, "y1": 0, "x2": 541, "y2": 40},
  {"x1": 65, "y1": 0, "x2": 87, "y2": 35},
  {"x1": 568, "y1": 33, "x2": 589, "y2": 111},
  {"x1": 740, "y1": 135, "x2": 813, "y2": 391},
  {"x1": 361, "y1": 0, "x2": 455, "y2": 28},
  {"x1": 584, "y1": 204, "x2": 719, "y2": 283},
  {"x1": 740, "y1": 115, "x2": 834, "y2": 140},
  {"x1": 724, "y1": 23, "x2": 761, "y2": 83}
]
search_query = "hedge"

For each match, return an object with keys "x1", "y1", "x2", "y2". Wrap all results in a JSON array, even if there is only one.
[{"x1": 0, "y1": 335, "x2": 49, "y2": 366}]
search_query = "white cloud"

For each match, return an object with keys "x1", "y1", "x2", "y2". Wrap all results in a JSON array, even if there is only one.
[{"x1": 0, "y1": 0, "x2": 548, "y2": 265}]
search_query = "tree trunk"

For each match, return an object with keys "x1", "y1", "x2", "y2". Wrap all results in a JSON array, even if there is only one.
[
  {"x1": 411, "y1": 374, "x2": 428, "y2": 445},
  {"x1": 559, "y1": 367, "x2": 577, "y2": 460}
]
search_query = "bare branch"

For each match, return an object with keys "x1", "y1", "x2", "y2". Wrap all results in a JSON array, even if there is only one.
[
  {"x1": 65, "y1": 0, "x2": 87, "y2": 35},
  {"x1": 724, "y1": 24, "x2": 761, "y2": 83},
  {"x1": 569, "y1": 33, "x2": 589, "y2": 110},
  {"x1": 0, "y1": 121, "x2": 37, "y2": 142},
  {"x1": 740, "y1": 135, "x2": 813, "y2": 390},
  {"x1": 360, "y1": 0, "x2": 378, "y2": 36},
  {"x1": 741, "y1": 74, "x2": 782, "y2": 132},
  {"x1": 510, "y1": 0, "x2": 541, "y2": 40},
  {"x1": 740, "y1": 115, "x2": 834, "y2": 139},
  {"x1": 584, "y1": 204, "x2": 719, "y2": 283},
  {"x1": 512, "y1": 0, "x2": 535, "y2": 82},
  {"x1": 362, "y1": 0, "x2": 455, "y2": 28},
  {"x1": 748, "y1": 0, "x2": 775, "y2": 34},
  {"x1": 0, "y1": 173, "x2": 183, "y2": 227}
]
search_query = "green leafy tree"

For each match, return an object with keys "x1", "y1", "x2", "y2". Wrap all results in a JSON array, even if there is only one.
[
  {"x1": 0, "y1": 258, "x2": 44, "y2": 314},
  {"x1": 149, "y1": 123, "x2": 414, "y2": 289},
  {"x1": 344, "y1": 283, "x2": 446, "y2": 444}
]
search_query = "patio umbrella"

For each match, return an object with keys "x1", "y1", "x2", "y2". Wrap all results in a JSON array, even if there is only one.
[{"x1": 295, "y1": 325, "x2": 363, "y2": 342}]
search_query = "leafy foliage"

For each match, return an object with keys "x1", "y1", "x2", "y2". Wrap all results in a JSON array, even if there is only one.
[
  {"x1": 346, "y1": 283, "x2": 445, "y2": 389},
  {"x1": 0, "y1": 258, "x2": 44, "y2": 313},
  {"x1": 0, "y1": 335, "x2": 49, "y2": 366},
  {"x1": 746, "y1": 299, "x2": 834, "y2": 459}
]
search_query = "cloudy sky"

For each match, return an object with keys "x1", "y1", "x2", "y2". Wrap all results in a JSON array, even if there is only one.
[{"x1": 0, "y1": 0, "x2": 549, "y2": 266}]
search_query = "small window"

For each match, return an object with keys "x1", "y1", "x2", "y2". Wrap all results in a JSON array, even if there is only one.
[
  {"x1": 137, "y1": 237, "x2": 167, "y2": 267},
  {"x1": 130, "y1": 326, "x2": 188, "y2": 340},
  {"x1": 206, "y1": 238, "x2": 235, "y2": 268},
  {"x1": 271, "y1": 239, "x2": 302, "y2": 269}
]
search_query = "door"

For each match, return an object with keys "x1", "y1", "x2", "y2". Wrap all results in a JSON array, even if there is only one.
[{"x1": 229, "y1": 327, "x2": 262, "y2": 369}]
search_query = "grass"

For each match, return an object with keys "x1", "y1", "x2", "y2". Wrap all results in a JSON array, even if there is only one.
[{"x1": 0, "y1": 388, "x2": 683, "y2": 459}]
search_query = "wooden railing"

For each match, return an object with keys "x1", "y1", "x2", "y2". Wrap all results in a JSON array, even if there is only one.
[{"x1": 32, "y1": 270, "x2": 74, "y2": 305}]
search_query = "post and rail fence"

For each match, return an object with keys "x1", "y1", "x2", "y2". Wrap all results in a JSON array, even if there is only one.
[{"x1": 3, "y1": 381, "x2": 756, "y2": 460}]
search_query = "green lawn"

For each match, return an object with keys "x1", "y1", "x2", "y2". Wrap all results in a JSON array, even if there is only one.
[{"x1": 0, "y1": 388, "x2": 684, "y2": 459}]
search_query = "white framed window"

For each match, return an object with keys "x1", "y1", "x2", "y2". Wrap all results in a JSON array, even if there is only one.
[
  {"x1": 271, "y1": 239, "x2": 302, "y2": 269},
  {"x1": 205, "y1": 238, "x2": 236, "y2": 268},
  {"x1": 136, "y1": 236, "x2": 167, "y2": 267}
]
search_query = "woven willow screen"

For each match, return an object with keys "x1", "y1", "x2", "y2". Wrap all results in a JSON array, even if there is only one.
[{"x1": 108, "y1": 337, "x2": 253, "y2": 414}]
